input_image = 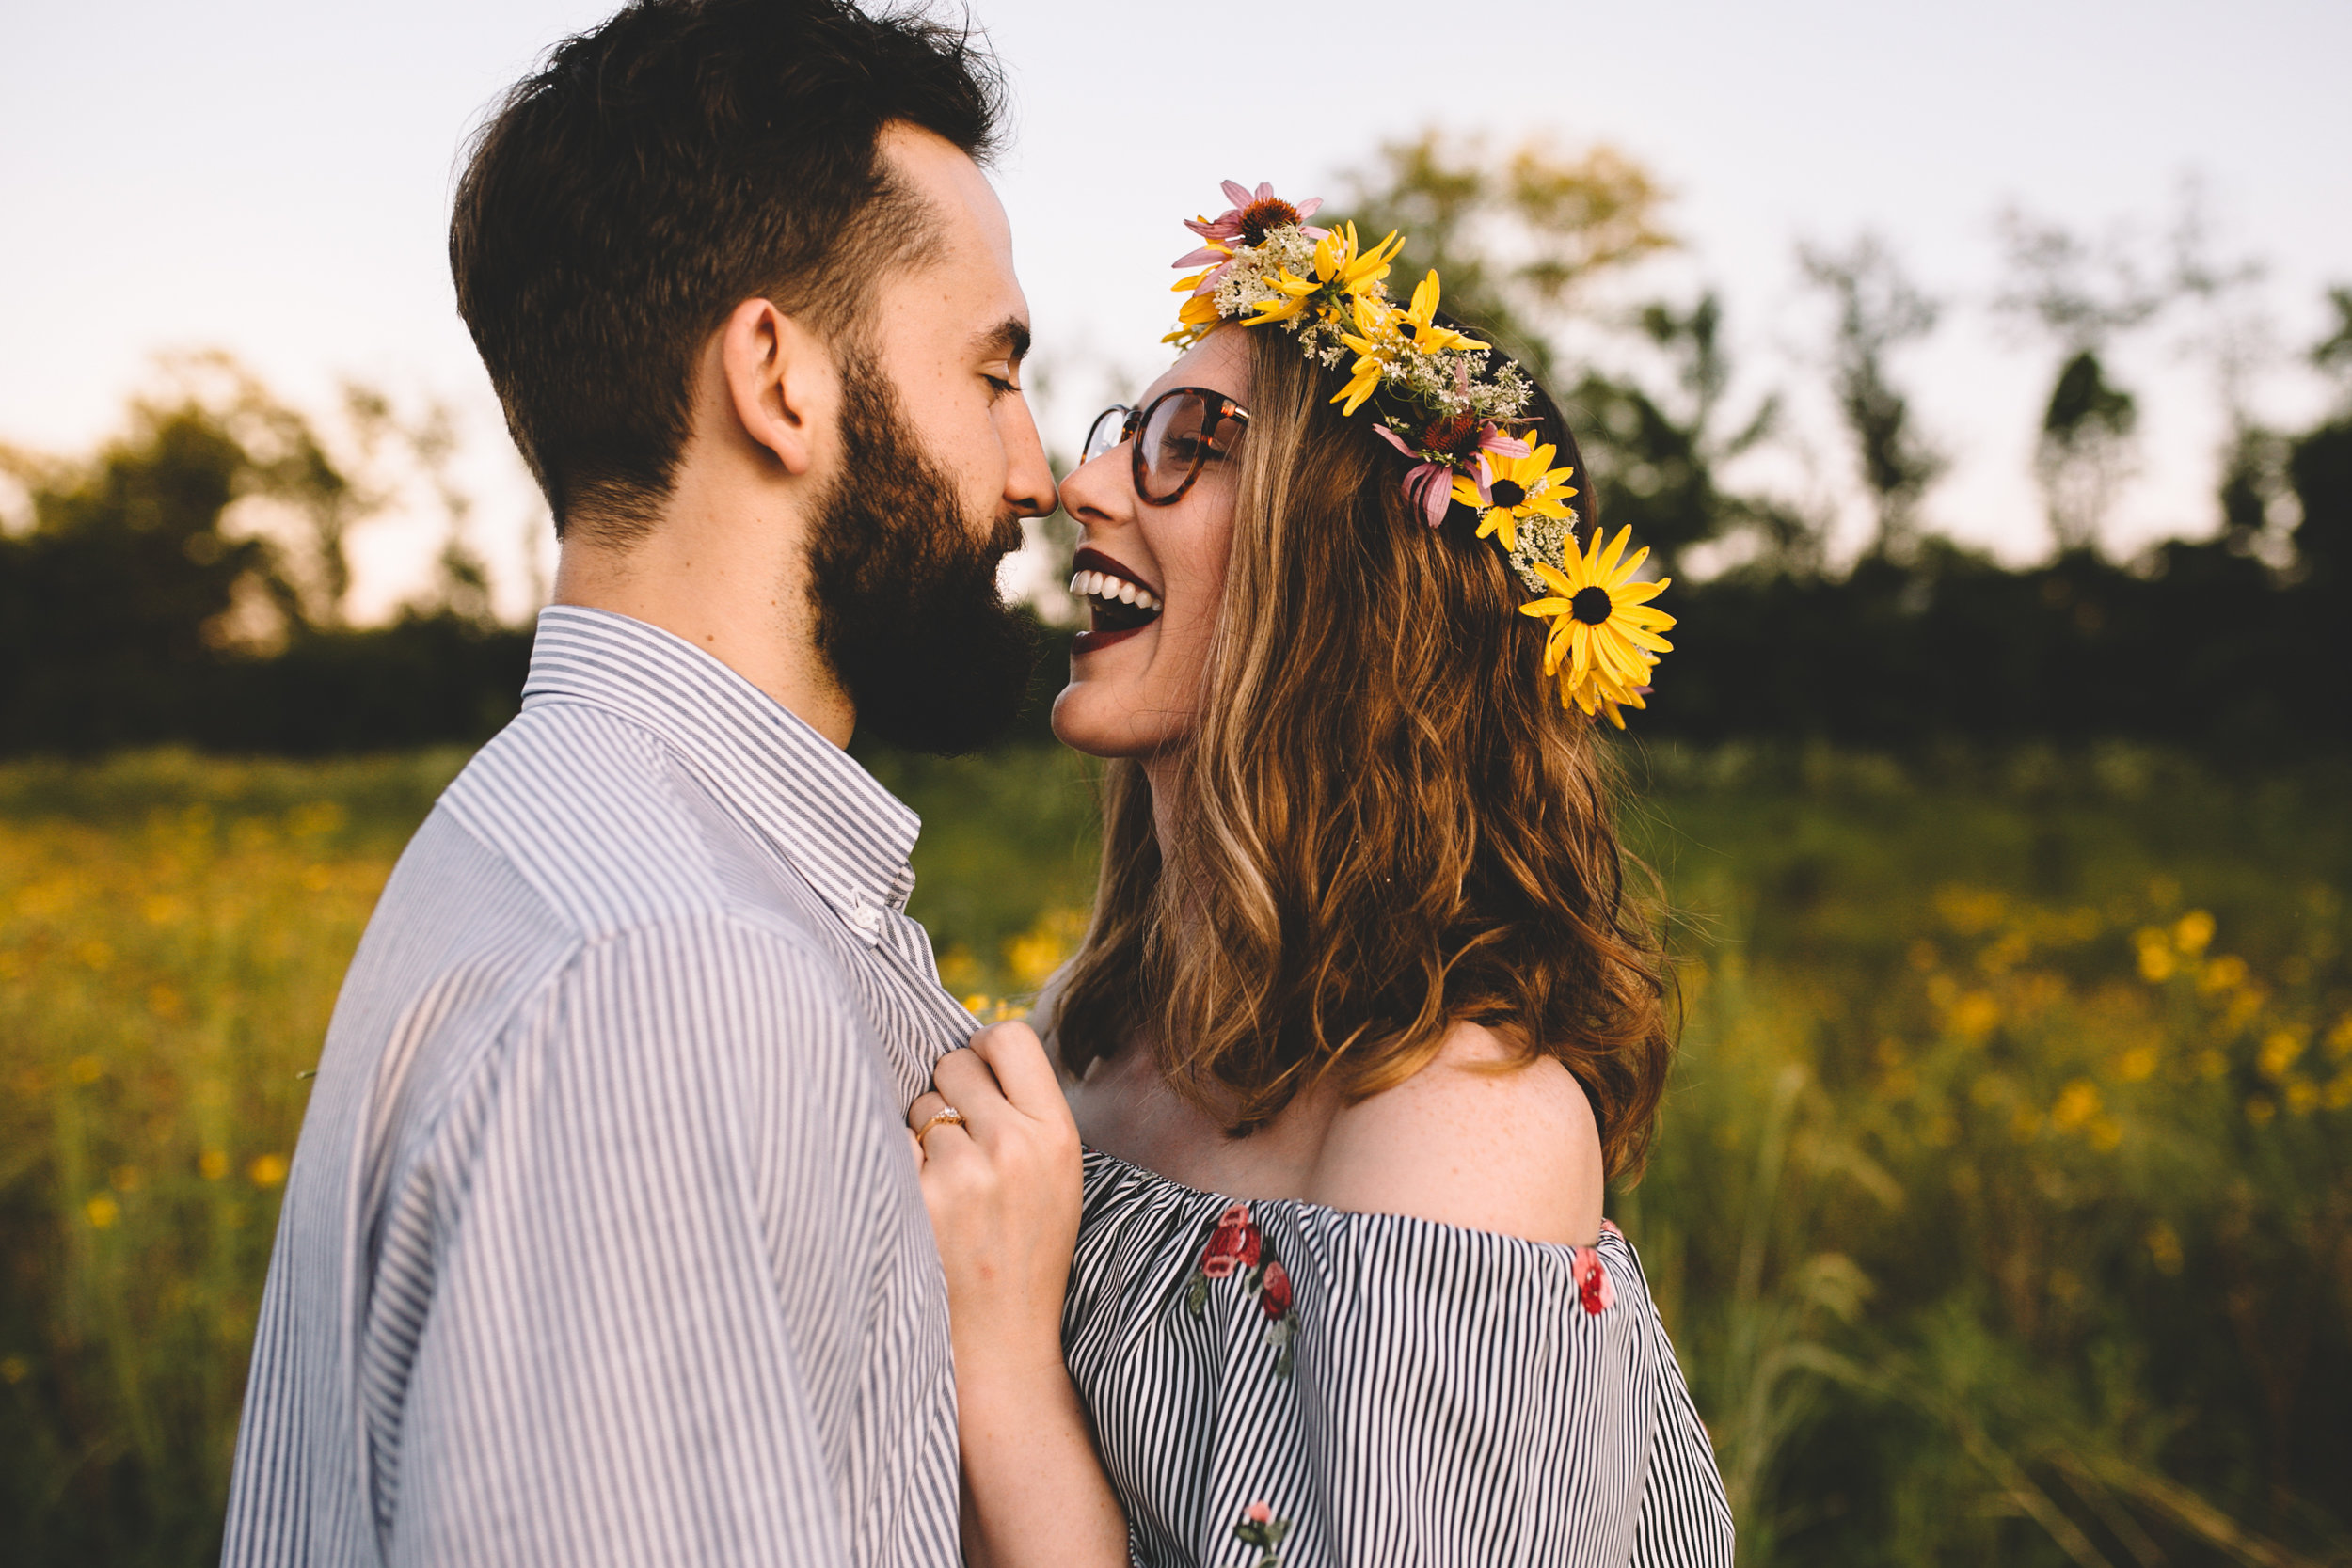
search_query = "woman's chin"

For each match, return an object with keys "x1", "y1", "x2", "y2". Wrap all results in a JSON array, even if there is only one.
[{"x1": 1049, "y1": 684, "x2": 1179, "y2": 761}]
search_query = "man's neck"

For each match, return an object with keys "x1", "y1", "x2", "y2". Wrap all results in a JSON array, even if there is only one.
[{"x1": 550, "y1": 509, "x2": 853, "y2": 748}]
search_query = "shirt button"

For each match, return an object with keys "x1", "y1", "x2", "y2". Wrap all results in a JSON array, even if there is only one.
[{"x1": 845, "y1": 892, "x2": 882, "y2": 940}]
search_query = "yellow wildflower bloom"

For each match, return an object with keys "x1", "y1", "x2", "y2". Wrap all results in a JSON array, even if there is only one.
[
  {"x1": 1331, "y1": 294, "x2": 1402, "y2": 414},
  {"x1": 1392, "y1": 270, "x2": 1484, "y2": 354},
  {"x1": 1450, "y1": 441, "x2": 1577, "y2": 552},
  {"x1": 1163, "y1": 286, "x2": 1226, "y2": 347},
  {"x1": 1562, "y1": 657, "x2": 1654, "y2": 729},
  {"x1": 1245, "y1": 223, "x2": 1403, "y2": 328},
  {"x1": 1518, "y1": 524, "x2": 1675, "y2": 698}
]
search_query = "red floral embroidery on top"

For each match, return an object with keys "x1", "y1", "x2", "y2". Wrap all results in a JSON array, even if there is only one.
[
  {"x1": 1200, "y1": 1202, "x2": 1262, "y2": 1278},
  {"x1": 1184, "y1": 1202, "x2": 1298, "y2": 1376},
  {"x1": 1259, "y1": 1259, "x2": 1293, "y2": 1319},
  {"x1": 1571, "y1": 1243, "x2": 1615, "y2": 1314},
  {"x1": 1233, "y1": 1498, "x2": 1293, "y2": 1566}
]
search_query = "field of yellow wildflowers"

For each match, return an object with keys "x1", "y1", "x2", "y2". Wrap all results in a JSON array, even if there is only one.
[{"x1": 3, "y1": 742, "x2": 2346, "y2": 1565}]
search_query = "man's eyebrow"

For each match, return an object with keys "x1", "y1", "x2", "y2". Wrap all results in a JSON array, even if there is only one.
[{"x1": 978, "y1": 317, "x2": 1032, "y2": 365}]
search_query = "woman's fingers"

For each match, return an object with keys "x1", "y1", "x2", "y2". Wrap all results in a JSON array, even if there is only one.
[
  {"x1": 965, "y1": 1022, "x2": 1067, "y2": 1116},
  {"x1": 932, "y1": 1046, "x2": 1011, "y2": 1122},
  {"x1": 906, "y1": 1087, "x2": 977, "y2": 1157}
]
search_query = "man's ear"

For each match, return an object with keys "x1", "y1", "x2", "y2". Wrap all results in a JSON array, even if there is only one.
[{"x1": 719, "y1": 297, "x2": 835, "y2": 478}]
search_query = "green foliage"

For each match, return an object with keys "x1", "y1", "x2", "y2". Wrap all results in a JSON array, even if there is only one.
[
  {"x1": 1332, "y1": 132, "x2": 1812, "y2": 575},
  {"x1": 0, "y1": 357, "x2": 521, "y2": 757},
  {"x1": 7, "y1": 744, "x2": 2346, "y2": 1564},
  {"x1": 0, "y1": 404, "x2": 272, "y2": 671},
  {"x1": 1330, "y1": 128, "x2": 1675, "y2": 381},
  {"x1": 1800, "y1": 237, "x2": 1947, "y2": 558},
  {"x1": 2036, "y1": 349, "x2": 2140, "y2": 554},
  {"x1": 2288, "y1": 417, "x2": 2352, "y2": 589},
  {"x1": 3, "y1": 744, "x2": 2348, "y2": 1563},
  {"x1": 1623, "y1": 745, "x2": 2352, "y2": 1562},
  {"x1": 1565, "y1": 294, "x2": 1807, "y2": 572}
]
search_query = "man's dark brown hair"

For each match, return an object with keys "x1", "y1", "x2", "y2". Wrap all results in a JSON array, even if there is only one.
[{"x1": 450, "y1": 0, "x2": 1005, "y2": 544}]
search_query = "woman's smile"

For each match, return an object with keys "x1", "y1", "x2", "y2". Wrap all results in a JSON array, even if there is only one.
[{"x1": 1068, "y1": 546, "x2": 1164, "y2": 655}]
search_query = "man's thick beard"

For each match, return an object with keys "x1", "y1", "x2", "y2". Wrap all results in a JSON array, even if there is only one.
[{"x1": 806, "y1": 352, "x2": 1039, "y2": 755}]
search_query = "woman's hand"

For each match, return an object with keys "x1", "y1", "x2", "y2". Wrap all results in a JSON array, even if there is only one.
[
  {"x1": 908, "y1": 1023, "x2": 1124, "y2": 1568},
  {"x1": 907, "y1": 1022, "x2": 1084, "y2": 1376}
]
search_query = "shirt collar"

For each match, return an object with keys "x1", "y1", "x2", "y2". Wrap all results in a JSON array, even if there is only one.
[{"x1": 520, "y1": 605, "x2": 921, "y2": 925}]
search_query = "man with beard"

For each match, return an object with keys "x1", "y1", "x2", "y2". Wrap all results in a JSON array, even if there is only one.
[{"x1": 221, "y1": 3, "x2": 1052, "y2": 1564}]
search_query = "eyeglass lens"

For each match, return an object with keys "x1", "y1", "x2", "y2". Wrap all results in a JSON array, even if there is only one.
[
  {"x1": 1136, "y1": 392, "x2": 1241, "y2": 502},
  {"x1": 1079, "y1": 389, "x2": 1247, "y2": 504},
  {"x1": 1082, "y1": 405, "x2": 1131, "y2": 466}
]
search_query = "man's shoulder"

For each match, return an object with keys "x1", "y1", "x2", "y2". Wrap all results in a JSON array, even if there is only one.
[{"x1": 434, "y1": 701, "x2": 765, "y2": 944}]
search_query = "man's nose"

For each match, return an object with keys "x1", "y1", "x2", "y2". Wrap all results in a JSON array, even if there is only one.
[{"x1": 1002, "y1": 402, "x2": 1057, "y2": 518}]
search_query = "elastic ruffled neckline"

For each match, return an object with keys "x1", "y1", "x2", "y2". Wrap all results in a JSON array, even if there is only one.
[{"x1": 1081, "y1": 1144, "x2": 1618, "y2": 1259}]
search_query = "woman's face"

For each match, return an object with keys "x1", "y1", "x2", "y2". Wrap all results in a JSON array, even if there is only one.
[{"x1": 1050, "y1": 328, "x2": 1251, "y2": 759}]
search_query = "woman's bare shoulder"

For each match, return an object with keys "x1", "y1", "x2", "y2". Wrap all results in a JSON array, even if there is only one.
[{"x1": 1301, "y1": 1022, "x2": 1604, "y2": 1246}]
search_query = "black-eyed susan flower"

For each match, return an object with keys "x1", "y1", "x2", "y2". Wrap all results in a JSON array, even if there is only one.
[
  {"x1": 1377, "y1": 418, "x2": 1530, "y2": 526},
  {"x1": 1563, "y1": 657, "x2": 1654, "y2": 729},
  {"x1": 1451, "y1": 441, "x2": 1577, "y2": 553},
  {"x1": 1519, "y1": 524, "x2": 1675, "y2": 697},
  {"x1": 1153, "y1": 180, "x2": 1683, "y2": 727}
]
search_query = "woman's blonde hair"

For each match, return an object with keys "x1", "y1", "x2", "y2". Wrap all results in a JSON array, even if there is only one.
[{"x1": 1049, "y1": 325, "x2": 1674, "y2": 1178}]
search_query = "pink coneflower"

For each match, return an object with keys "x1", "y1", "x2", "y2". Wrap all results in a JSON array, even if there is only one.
[
  {"x1": 1173, "y1": 181, "x2": 1328, "y2": 294},
  {"x1": 1376, "y1": 421, "x2": 1533, "y2": 527}
]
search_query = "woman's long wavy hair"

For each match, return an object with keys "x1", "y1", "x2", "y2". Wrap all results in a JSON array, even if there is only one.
[{"x1": 1047, "y1": 323, "x2": 1674, "y2": 1179}]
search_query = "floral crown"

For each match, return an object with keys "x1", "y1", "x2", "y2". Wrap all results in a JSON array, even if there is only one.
[{"x1": 1168, "y1": 180, "x2": 1674, "y2": 727}]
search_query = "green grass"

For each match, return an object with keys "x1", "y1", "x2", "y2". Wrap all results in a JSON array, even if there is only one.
[{"x1": 3, "y1": 742, "x2": 2346, "y2": 1565}]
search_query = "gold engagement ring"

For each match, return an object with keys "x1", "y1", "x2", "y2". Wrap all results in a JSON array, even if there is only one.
[{"x1": 914, "y1": 1107, "x2": 966, "y2": 1141}]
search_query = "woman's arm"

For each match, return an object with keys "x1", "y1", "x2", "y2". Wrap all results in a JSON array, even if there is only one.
[{"x1": 909, "y1": 1023, "x2": 1129, "y2": 1568}]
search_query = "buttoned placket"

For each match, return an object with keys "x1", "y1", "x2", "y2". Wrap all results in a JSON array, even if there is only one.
[{"x1": 841, "y1": 886, "x2": 884, "y2": 945}]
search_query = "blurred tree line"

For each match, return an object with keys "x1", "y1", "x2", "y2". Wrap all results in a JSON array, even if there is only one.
[
  {"x1": 4, "y1": 150, "x2": 2348, "y2": 760},
  {"x1": 0, "y1": 356, "x2": 529, "y2": 755},
  {"x1": 1336, "y1": 135, "x2": 2352, "y2": 760}
]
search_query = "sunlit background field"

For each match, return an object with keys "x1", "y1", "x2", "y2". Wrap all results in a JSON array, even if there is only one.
[
  {"x1": 6, "y1": 2, "x2": 2350, "y2": 1562},
  {"x1": 4, "y1": 743, "x2": 2346, "y2": 1564}
]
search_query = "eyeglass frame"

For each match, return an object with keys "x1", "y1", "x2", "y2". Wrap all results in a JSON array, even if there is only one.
[{"x1": 1081, "y1": 387, "x2": 1251, "y2": 506}]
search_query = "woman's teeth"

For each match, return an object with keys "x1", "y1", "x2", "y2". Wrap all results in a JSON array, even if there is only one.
[{"x1": 1068, "y1": 569, "x2": 1160, "y2": 612}]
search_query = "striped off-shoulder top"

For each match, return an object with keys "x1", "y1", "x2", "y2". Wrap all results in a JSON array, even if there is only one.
[{"x1": 1063, "y1": 1148, "x2": 1736, "y2": 1568}]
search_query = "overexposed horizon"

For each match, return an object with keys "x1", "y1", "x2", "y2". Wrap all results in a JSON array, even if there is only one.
[{"x1": 4, "y1": 0, "x2": 2346, "y2": 622}]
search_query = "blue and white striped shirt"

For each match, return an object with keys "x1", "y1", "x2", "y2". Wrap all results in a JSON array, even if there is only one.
[{"x1": 223, "y1": 606, "x2": 973, "y2": 1568}]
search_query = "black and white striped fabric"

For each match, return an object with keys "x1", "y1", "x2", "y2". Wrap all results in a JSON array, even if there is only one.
[
  {"x1": 1065, "y1": 1148, "x2": 1736, "y2": 1568},
  {"x1": 222, "y1": 606, "x2": 975, "y2": 1568}
]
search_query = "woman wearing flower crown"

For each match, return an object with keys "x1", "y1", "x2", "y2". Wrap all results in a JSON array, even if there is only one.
[{"x1": 904, "y1": 182, "x2": 1731, "y2": 1568}]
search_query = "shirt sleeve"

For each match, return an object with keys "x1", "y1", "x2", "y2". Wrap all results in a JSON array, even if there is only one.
[
  {"x1": 381, "y1": 912, "x2": 946, "y2": 1567},
  {"x1": 1627, "y1": 1285, "x2": 1737, "y2": 1568}
]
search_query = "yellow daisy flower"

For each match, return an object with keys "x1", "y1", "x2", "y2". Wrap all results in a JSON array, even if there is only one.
[
  {"x1": 1563, "y1": 657, "x2": 1654, "y2": 729},
  {"x1": 1518, "y1": 524, "x2": 1675, "y2": 691},
  {"x1": 1245, "y1": 223, "x2": 1404, "y2": 328},
  {"x1": 1332, "y1": 294, "x2": 1403, "y2": 414},
  {"x1": 1449, "y1": 442, "x2": 1578, "y2": 552},
  {"x1": 1163, "y1": 284, "x2": 1226, "y2": 347},
  {"x1": 1391, "y1": 270, "x2": 1485, "y2": 354},
  {"x1": 1329, "y1": 276, "x2": 1492, "y2": 417}
]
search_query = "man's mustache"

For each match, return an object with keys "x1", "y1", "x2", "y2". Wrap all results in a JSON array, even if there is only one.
[{"x1": 984, "y1": 512, "x2": 1027, "y2": 560}]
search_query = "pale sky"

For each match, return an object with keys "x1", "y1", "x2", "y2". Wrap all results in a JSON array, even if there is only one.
[{"x1": 3, "y1": 0, "x2": 2346, "y2": 620}]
